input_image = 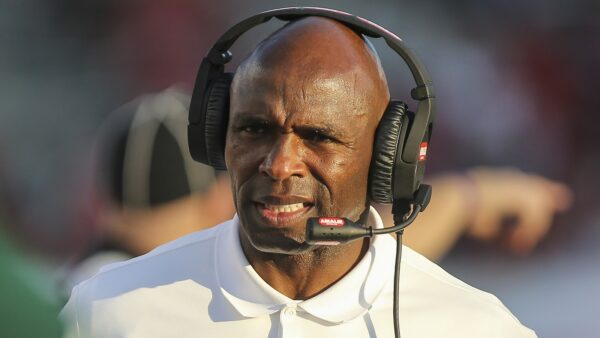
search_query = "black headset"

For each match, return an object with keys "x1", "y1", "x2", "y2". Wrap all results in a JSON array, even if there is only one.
[{"x1": 188, "y1": 7, "x2": 436, "y2": 208}]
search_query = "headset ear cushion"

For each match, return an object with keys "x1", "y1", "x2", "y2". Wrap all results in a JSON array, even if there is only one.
[
  {"x1": 369, "y1": 101, "x2": 408, "y2": 204},
  {"x1": 203, "y1": 73, "x2": 233, "y2": 170}
]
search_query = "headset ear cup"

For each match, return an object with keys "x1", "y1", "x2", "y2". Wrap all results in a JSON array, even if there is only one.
[
  {"x1": 369, "y1": 101, "x2": 408, "y2": 204},
  {"x1": 203, "y1": 73, "x2": 233, "y2": 170}
]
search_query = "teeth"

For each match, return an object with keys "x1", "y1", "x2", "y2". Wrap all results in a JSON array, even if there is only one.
[{"x1": 266, "y1": 203, "x2": 305, "y2": 213}]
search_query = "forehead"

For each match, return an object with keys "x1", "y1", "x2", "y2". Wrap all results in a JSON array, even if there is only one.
[{"x1": 230, "y1": 65, "x2": 373, "y2": 126}]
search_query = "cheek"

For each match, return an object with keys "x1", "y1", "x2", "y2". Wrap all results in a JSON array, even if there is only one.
[
  {"x1": 225, "y1": 138, "x2": 263, "y2": 200},
  {"x1": 310, "y1": 149, "x2": 372, "y2": 212},
  {"x1": 335, "y1": 158, "x2": 370, "y2": 200},
  {"x1": 225, "y1": 137, "x2": 252, "y2": 178}
]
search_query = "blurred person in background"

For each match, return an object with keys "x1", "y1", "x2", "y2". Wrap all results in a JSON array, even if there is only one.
[
  {"x1": 385, "y1": 167, "x2": 571, "y2": 261},
  {"x1": 0, "y1": 154, "x2": 63, "y2": 338},
  {"x1": 64, "y1": 87, "x2": 235, "y2": 291}
]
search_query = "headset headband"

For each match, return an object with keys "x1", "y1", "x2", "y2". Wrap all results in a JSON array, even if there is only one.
[{"x1": 189, "y1": 7, "x2": 435, "y2": 164}]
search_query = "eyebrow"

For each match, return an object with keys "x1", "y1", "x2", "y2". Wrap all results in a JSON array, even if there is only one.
[
  {"x1": 231, "y1": 113, "x2": 350, "y2": 140},
  {"x1": 230, "y1": 114, "x2": 271, "y2": 127},
  {"x1": 294, "y1": 124, "x2": 346, "y2": 140}
]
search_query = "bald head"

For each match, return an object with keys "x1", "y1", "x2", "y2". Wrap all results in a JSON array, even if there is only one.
[{"x1": 232, "y1": 17, "x2": 390, "y2": 122}]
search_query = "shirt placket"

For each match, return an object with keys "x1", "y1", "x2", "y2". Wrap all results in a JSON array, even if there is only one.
[{"x1": 277, "y1": 303, "x2": 301, "y2": 338}]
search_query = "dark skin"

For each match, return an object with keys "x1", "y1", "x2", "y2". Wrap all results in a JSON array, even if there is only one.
[{"x1": 225, "y1": 17, "x2": 390, "y2": 300}]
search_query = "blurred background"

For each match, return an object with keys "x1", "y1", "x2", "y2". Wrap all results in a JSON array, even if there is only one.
[{"x1": 0, "y1": 0, "x2": 599, "y2": 336}]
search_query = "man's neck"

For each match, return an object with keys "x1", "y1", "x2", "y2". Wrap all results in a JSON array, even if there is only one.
[{"x1": 240, "y1": 234, "x2": 370, "y2": 300}]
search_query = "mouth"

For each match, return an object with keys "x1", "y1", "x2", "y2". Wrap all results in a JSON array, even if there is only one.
[{"x1": 254, "y1": 200, "x2": 314, "y2": 227}]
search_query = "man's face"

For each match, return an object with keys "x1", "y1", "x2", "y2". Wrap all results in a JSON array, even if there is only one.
[{"x1": 225, "y1": 62, "x2": 379, "y2": 255}]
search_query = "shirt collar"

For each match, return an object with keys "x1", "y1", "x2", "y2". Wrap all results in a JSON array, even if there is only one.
[{"x1": 215, "y1": 206, "x2": 395, "y2": 323}]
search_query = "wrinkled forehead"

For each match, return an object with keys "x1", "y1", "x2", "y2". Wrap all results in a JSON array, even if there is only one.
[
  {"x1": 234, "y1": 56, "x2": 363, "y2": 96},
  {"x1": 231, "y1": 54, "x2": 381, "y2": 120},
  {"x1": 231, "y1": 61, "x2": 373, "y2": 123}
]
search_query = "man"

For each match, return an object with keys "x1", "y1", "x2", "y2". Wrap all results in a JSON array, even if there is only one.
[{"x1": 61, "y1": 17, "x2": 536, "y2": 337}]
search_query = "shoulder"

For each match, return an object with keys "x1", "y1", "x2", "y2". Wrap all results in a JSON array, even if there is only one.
[
  {"x1": 393, "y1": 241, "x2": 537, "y2": 337},
  {"x1": 60, "y1": 221, "x2": 233, "y2": 337},
  {"x1": 94, "y1": 222, "x2": 224, "y2": 285}
]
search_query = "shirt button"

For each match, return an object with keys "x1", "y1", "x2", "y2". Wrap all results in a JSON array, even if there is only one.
[{"x1": 282, "y1": 306, "x2": 297, "y2": 318}]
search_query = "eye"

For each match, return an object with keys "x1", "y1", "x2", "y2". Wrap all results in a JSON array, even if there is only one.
[
  {"x1": 308, "y1": 130, "x2": 334, "y2": 143},
  {"x1": 242, "y1": 125, "x2": 265, "y2": 134},
  {"x1": 238, "y1": 122, "x2": 270, "y2": 135}
]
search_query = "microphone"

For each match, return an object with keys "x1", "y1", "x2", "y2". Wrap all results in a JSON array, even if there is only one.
[
  {"x1": 305, "y1": 217, "x2": 373, "y2": 245},
  {"x1": 305, "y1": 184, "x2": 432, "y2": 245}
]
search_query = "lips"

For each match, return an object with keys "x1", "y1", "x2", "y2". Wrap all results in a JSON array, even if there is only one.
[{"x1": 254, "y1": 196, "x2": 314, "y2": 227}]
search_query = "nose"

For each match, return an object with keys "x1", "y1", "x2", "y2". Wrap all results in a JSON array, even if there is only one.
[{"x1": 259, "y1": 133, "x2": 307, "y2": 181}]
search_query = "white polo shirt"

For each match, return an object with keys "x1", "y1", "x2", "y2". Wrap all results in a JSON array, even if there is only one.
[{"x1": 61, "y1": 207, "x2": 536, "y2": 337}]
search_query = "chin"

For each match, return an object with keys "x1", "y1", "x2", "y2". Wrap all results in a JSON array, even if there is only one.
[
  {"x1": 258, "y1": 243, "x2": 313, "y2": 255},
  {"x1": 247, "y1": 232, "x2": 313, "y2": 255}
]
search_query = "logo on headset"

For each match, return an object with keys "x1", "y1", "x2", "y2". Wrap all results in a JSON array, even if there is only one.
[
  {"x1": 318, "y1": 218, "x2": 345, "y2": 227},
  {"x1": 419, "y1": 142, "x2": 428, "y2": 161}
]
